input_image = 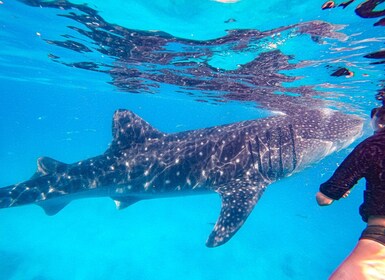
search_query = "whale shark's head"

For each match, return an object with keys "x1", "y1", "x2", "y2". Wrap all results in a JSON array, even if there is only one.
[
  {"x1": 312, "y1": 109, "x2": 363, "y2": 149},
  {"x1": 291, "y1": 109, "x2": 364, "y2": 170}
]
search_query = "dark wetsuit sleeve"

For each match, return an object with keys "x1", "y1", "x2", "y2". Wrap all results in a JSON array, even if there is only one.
[{"x1": 320, "y1": 143, "x2": 370, "y2": 200}]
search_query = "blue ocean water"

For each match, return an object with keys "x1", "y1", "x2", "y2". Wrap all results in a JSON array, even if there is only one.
[{"x1": 0, "y1": 0, "x2": 384, "y2": 279}]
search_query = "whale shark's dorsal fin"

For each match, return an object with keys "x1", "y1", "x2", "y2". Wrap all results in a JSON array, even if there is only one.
[
  {"x1": 206, "y1": 180, "x2": 267, "y2": 247},
  {"x1": 110, "y1": 109, "x2": 165, "y2": 151},
  {"x1": 31, "y1": 157, "x2": 68, "y2": 179}
]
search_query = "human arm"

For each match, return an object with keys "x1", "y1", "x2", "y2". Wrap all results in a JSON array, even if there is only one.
[
  {"x1": 316, "y1": 191, "x2": 334, "y2": 206},
  {"x1": 318, "y1": 142, "x2": 369, "y2": 203},
  {"x1": 316, "y1": 190, "x2": 350, "y2": 206}
]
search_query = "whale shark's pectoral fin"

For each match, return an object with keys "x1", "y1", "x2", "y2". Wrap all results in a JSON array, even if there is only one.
[
  {"x1": 207, "y1": 181, "x2": 267, "y2": 247},
  {"x1": 111, "y1": 196, "x2": 141, "y2": 210},
  {"x1": 31, "y1": 157, "x2": 68, "y2": 179}
]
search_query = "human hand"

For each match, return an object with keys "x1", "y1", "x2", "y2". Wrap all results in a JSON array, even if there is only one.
[{"x1": 316, "y1": 192, "x2": 334, "y2": 206}]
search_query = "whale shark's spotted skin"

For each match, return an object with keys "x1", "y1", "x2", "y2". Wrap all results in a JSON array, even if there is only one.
[{"x1": 0, "y1": 109, "x2": 362, "y2": 247}]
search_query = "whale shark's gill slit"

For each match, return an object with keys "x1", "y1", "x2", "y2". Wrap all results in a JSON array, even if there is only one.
[
  {"x1": 254, "y1": 135, "x2": 263, "y2": 176},
  {"x1": 205, "y1": 142, "x2": 220, "y2": 169},
  {"x1": 266, "y1": 130, "x2": 273, "y2": 178},
  {"x1": 247, "y1": 141, "x2": 255, "y2": 166},
  {"x1": 277, "y1": 127, "x2": 284, "y2": 177},
  {"x1": 288, "y1": 124, "x2": 297, "y2": 171}
]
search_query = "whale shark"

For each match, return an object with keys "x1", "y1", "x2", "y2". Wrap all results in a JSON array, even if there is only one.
[{"x1": 0, "y1": 109, "x2": 363, "y2": 247}]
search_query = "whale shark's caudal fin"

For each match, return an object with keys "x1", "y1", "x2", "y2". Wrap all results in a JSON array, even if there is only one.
[
  {"x1": 207, "y1": 180, "x2": 267, "y2": 247},
  {"x1": 109, "y1": 109, "x2": 165, "y2": 151}
]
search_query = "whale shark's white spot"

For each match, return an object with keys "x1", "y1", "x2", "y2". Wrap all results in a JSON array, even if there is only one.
[
  {"x1": 271, "y1": 110, "x2": 286, "y2": 116},
  {"x1": 91, "y1": 180, "x2": 97, "y2": 188}
]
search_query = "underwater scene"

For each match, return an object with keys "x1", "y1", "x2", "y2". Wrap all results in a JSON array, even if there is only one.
[{"x1": 0, "y1": 0, "x2": 385, "y2": 279}]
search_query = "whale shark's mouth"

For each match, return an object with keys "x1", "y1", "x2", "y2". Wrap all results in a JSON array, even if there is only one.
[
  {"x1": 294, "y1": 116, "x2": 364, "y2": 172},
  {"x1": 334, "y1": 119, "x2": 364, "y2": 151},
  {"x1": 327, "y1": 117, "x2": 364, "y2": 156}
]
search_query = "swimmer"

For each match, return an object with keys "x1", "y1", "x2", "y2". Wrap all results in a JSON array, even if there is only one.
[
  {"x1": 331, "y1": 67, "x2": 354, "y2": 78},
  {"x1": 322, "y1": 1, "x2": 336, "y2": 10},
  {"x1": 322, "y1": 0, "x2": 355, "y2": 10},
  {"x1": 339, "y1": 0, "x2": 355, "y2": 9},
  {"x1": 356, "y1": 0, "x2": 385, "y2": 26},
  {"x1": 316, "y1": 94, "x2": 385, "y2": 279},
  {"x1": 356, "y1": 0, "x2": 385, "y2": 19}
]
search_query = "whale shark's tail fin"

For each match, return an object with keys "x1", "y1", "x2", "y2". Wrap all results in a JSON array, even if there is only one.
[{"x1": 207, "y1": 180, "x2": 267, "y2": 247}]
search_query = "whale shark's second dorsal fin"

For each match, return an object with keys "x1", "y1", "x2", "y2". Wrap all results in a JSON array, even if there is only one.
[
  {"x1": 31, "y1": 157, "x2": 68, "y2": 179},
  {"x1": 110, "y1": 109, "x2": 165, "y2": 151}
]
